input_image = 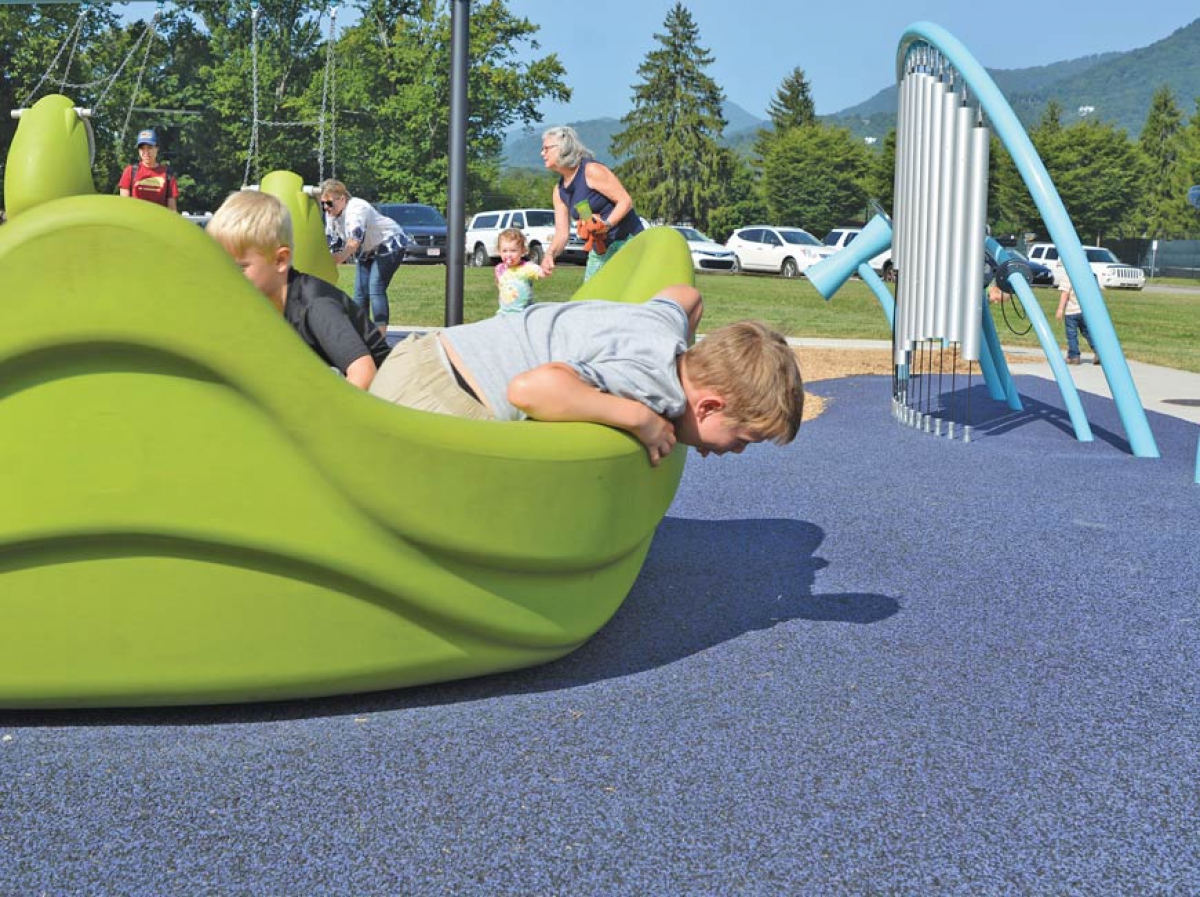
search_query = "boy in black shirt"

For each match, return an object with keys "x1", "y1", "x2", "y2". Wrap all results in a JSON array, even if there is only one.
[{"x1": 208, "y1": 190, "x2": 390, "y2": 389}]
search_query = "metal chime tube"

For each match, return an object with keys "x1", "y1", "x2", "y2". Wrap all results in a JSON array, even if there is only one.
[
  {"x1": 920, "y1": 67, "x2": 945, "y2": 341},
  {"x1": 946, "y1": 102, "x2": 973, "y2": 346},
  {"x1": 895, "y1": 56, "x2": 920, "y2": 363},
  {"x1": 910, "y1": 68, "x2": 934, "y2": 350},
  {"x1": 960, "y1": 119, "x2": 990, "y2": 360},
  {"x1": 933, "y1": 80, "x2": 960, "y2": 341},
  {"x1": 892, "y1": 63, "x2": 912, "y2": 391}
]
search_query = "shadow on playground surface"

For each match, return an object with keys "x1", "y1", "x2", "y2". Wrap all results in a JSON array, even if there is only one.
[{"x1": 1, "y1": 374, "x2": 1197, "y2": 893}]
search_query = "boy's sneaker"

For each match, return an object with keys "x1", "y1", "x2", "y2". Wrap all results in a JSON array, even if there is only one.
[
  {"x1": 1067, "y1": 356, "x2": 1081, "y2": 365},
  {"x1": 1093, "y1": 356, "x2": 1101, "y2": 365}
]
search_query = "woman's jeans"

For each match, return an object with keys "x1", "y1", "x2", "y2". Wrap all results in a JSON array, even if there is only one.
[{"x1": 354, "y1": 246, "x2": 403, "y2": 329}]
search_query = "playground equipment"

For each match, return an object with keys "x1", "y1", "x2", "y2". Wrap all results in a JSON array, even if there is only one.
[
  {"x1": 259, "y1": 169, "x2": 339, "y2": 286},
  {"x1": 244, "y1": 2, "x2": 342, "y2": 186},
  {"x1": 4, "y1": 95, "x2": 96, "y2": 217},
  {"x1": 0, "y1": 102, "x2": 695, "y2": 707},
  {"x1": 807, "y1": 22, "x2": 1159, "y2": 458}
]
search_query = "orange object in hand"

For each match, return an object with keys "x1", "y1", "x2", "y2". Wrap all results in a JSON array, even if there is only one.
[{"x1": 577, "y1": 217, "x2": 609, "y2": 255}]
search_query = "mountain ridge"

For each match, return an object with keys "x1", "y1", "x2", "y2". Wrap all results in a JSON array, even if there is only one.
[{"x1": 503, "y1": 18, "x2": 1200, "y2": 169}]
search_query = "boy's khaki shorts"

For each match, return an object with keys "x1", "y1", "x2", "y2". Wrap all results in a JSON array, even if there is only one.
[{"x1": 369, "y1": 333, "x2": 492, "y2": 420}]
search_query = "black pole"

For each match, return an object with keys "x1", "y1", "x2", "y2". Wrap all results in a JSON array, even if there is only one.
[{"x1": 444, "y1": 0, "x2": 469, "y2": 326}]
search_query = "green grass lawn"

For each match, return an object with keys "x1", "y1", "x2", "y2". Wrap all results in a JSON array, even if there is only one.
[{"x1": 343, "y1": 264, "x2": 1200, "y2": 373}]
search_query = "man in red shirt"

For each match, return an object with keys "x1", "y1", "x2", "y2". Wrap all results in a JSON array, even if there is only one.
[{"x1": 118, "y1": 129, "x2": 178, "y2": 211}]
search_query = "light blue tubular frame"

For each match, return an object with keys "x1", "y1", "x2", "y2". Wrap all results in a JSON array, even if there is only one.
[
  {"x1": 986, "y1": 238, "x2": 1092, "y2": 441},
  {"x1": 898, "y1": 22, "x2": 1159, "y2": 458}
]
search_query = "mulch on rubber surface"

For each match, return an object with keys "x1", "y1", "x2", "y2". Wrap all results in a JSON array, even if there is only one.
[{"x1": 2, "y1": 373, "x2": 1197, "y2": 893}]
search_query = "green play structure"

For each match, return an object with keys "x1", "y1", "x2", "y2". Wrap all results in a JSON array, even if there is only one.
[{"x1": 0, "y1": 96, "x2": 694, "y2": 708}]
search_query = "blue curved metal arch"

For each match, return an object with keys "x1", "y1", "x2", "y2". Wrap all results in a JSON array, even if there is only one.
[{"x1": 898, "y1": 22, "x2": 1159, "y2": 459}]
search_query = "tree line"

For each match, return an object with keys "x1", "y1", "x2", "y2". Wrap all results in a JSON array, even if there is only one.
[
  {"x1": 1, "y1": 0, "x2": 570, "y2": 213},
  {"x1": 3, "y1": 1, "x2": 1198, "y2": 244},
  {"x1": 611, "y1": 4, "x2": 1200, "y2": 245}
]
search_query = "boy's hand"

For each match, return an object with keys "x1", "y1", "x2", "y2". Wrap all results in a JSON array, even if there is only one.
[{"x1": 632, "y1": 408, "x2": 677, "y2": 467}]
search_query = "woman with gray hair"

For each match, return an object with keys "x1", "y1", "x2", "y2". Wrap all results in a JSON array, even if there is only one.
[
  {"x1": 318, "y1": 178, "x2": 411, "y2": 333},
  {"x1": 540, "y1": 125, "x2": 644, "y2": 281}
]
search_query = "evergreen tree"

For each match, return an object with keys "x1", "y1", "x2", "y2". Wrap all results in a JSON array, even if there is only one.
[
  {"x1": 991, "y1": 135, "x2": 1040, "y2": 240},
  {"x1": 761, "y1": 125, "x2": 870, "y2": 236},
  {"x1": 1039, "y1": 100, "x2": 1065, "y2": 135},
  {"x1": 1166, "y1": 98, "x2": 1200, "y2": 237},
  {"x1": 753, "y1": 66, "x2": 816, "y2": 163},
  {"x1": 1040, "y1": 118, "x2": 1144, "y2": 243},
  {"x1": 867, "y1": 127, "x2": 897, "y2": 216},
  {"x1": 707, "y1": 153, "x2": 766, "y2": 243},
  {"x1": 1137, "y1": 85, "x2": 1184, "y2": 238},
  {"x1": 766, "y1": 67, "x2": 816, "y2": 131},
  {"x1": 610, "y1": 2, "x2": 729, "y2": 230}
]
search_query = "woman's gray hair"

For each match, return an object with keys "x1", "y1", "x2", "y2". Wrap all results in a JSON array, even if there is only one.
[
  {"x1": 318, "y1": 178, "x2": 350, "y2": 200},
  {"x1": 543, "y1": 126, "x2": 592, "y2": 169}
]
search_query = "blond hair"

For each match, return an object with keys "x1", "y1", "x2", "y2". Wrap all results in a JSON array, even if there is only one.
[
  {"x1": 318, "y1": 178, "x2": 350, "y2": 201},
  {"x1": 684, "y1": 321, "x2": 804, "y2": 443},
  {"x1": 207, "y1": 190, "x2": 292, "y2": 257},
  {"x1": 497, "y1": 227, "x2": 527, "y2": 253}
]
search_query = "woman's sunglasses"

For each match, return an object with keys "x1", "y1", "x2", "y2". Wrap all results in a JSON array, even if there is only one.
[{"x1": 320, "y1": 199, "x2": 337, "y2": 209}]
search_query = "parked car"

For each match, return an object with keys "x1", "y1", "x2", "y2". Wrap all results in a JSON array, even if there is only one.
[
  {"x1": 375, "y1": 202, "x2": 449, "y2": 263},
  {"x1": 464, "y1": 208, "x2": 587, "y2": 266},
  {"x1": 465, "y1": 208, "x2": 552, "y2": 266},
  {"x1": 822, "y1": 226, "x2": 894, "y2": 280},
  {"x1": 1026, "y1": 242, "x2": 1145, "y2": 290},
  {"x1": 670, "y1": 225, "x2": 738, "y2": 273},
  {"x1": 1012, "y1": 250, "x2": 1055, "y2": 286},
  {"x1": 983, "y1": 247, "x2": 1054, "y2": 290},
  {"x1": 725, "y1": 225, "x2": 833, "y2": 278}
]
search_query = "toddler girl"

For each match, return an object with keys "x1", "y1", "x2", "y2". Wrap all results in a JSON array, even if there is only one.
[{"x1": 494, "y1": 228, "x2": 546, "y2": 315}]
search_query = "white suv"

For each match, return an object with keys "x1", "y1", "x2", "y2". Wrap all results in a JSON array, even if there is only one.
[
  {"x1": 724, "y1": 225, "x2": 833, "y2": 278},
  {"x1": 1026, "y1": 243, "x2": 1145, "y2": 290},
  {"x1": 464, "y1": 209, "x2": 561, "y2": 267},
  {"x1": 823, "y1": 226, "x2": 894, "y2": 280}
]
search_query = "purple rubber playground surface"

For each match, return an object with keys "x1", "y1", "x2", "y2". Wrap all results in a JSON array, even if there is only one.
[{"x1": 2, "y1": 373, "x2": 1197, "y2": 893}]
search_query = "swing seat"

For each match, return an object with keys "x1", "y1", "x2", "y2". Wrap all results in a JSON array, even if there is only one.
[{"x1": 0, "y1": 195, "x2": 694, "y2": 707}]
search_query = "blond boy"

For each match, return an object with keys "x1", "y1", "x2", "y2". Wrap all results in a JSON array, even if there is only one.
[
  {"x1": 208, "y1": 191, "x2": 390, "y2": 389},
  {"x1": 369, "y1": 284, "x2": 805, "y2": 466}
]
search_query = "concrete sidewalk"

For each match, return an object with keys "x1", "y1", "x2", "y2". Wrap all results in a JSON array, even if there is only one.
[{"x1": 1006, "y1": 355, "x2": 1200, "y2": 425}]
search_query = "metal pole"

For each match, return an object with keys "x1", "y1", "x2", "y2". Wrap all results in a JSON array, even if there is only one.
[{"x1": 444, "y1": 0, "x2": 469, "y2": 326}]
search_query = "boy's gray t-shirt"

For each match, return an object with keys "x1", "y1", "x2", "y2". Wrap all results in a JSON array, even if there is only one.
[{"x1": 442, "y1": 297, "x2": 689, "y2": 421}]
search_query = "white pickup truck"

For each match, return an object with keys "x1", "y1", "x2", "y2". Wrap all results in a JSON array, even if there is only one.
[
  {"x1": 822, "y1": 226, "x2": 894, "y2": 281},
  {"x1": 1026, "y1": 243, "x2": 1145, "y2": 290},
  {"x1": 464, "y1": 208, "x2": 587, "y2": 267}
]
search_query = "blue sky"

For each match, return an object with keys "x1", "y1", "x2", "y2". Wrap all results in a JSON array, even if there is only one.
[{"x1": 503, "y1": 0, "x2": 1199, "y2": 123}]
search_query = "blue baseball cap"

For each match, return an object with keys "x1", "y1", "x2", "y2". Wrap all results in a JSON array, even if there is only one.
[{"x1": 136, "y1": 128, "x2": 158, "y2": 147}]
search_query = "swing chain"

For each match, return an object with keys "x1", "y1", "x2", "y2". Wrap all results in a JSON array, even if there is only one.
[
  {"x1": 243, "y1": 2, "x2": 262, "y2": 187},
  {"x1": 117, "y1": 5, "x2": 164, "y2": 149}
]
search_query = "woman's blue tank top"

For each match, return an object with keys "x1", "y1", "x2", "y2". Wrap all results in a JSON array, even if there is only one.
[{"x1": 557, "y1": 160, "x2": 644, "y2": 244}]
